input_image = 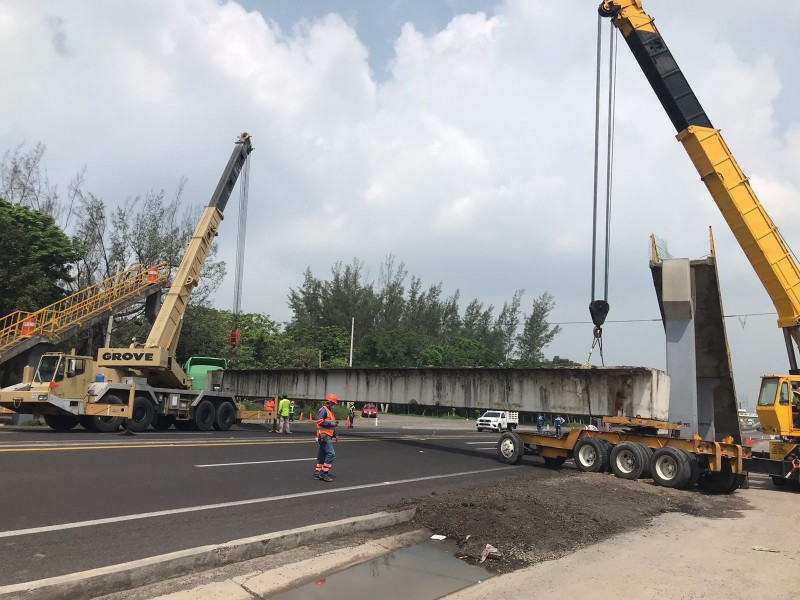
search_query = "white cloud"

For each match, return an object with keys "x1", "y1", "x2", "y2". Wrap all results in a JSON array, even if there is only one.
[{"x1": 1, "y1": 0, "x2": 799, "y2": 405}]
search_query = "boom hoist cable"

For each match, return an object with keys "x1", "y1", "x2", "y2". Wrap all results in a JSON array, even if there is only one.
[
  {"x1": 587, "y1": 16, "x2": 618, "y2": 366},
  {"x1": 230, "y1": 143, "x2": 252, "y2": 351}
]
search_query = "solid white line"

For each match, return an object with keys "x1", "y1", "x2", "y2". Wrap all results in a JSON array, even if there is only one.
[
  {"x1": 196, "y1": 458, "x2": 316, "y2": 468},
  {"x1": 464, "y1": 441, "x2": 498, "y2": 445},
  {"x1": 0, "y1": 466, "x2": 513, "y2": 539}
]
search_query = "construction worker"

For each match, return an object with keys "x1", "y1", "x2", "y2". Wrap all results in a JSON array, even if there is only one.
[
  {"x1": 554, "y1": 415, "x2": 564, "y2": 436},
  {"x1": 536, "y1": 414, "x2": 544, "y2": 434},
  {"x1": 348, "y1": 402, "x2": 355, "y2": 429},
  {"x1": 265, "y1": 396, "x2": 276, "y2": 432},
  {"x1": 278, "y1": 393, "x2": 291, "y2": 434},
  {"x1": 314, "y1": 394, "x2": 339, "y2": 482},
  {"x1": 289, "y1": 399, "x2": 295, "y2": 422}
]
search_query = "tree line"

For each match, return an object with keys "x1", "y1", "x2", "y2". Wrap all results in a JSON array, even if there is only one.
[{"x1": 0, "y1": 142, "x2": 574, "y2": 369}]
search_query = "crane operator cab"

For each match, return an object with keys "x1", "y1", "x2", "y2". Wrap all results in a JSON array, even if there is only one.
[{"x1": 756, "y1": 376, "x2": 800, "y2": 438}]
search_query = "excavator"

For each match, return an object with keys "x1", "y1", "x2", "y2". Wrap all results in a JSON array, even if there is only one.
[
  {"x1": 599, "y1": 1, "x2": 800, "y2": 486},
  {"x1": 0, "y1": 133, "x2": 257, "y2": 432}
]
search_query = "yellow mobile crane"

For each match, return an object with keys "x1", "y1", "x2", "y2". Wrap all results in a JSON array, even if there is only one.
[
  {"x1": 598, "y1": 1, "x2": 800, "y2": 486},
  {"x1": 0, "y1": 133, "x2": 255, "y2": 433}
]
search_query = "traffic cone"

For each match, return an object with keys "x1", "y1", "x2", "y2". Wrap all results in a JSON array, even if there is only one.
[
  {"x1": 299, "y1": 412, "x2": 304, "y2": 421},
  {"x1": 308, "y1": 413, "x2": 313, "y2": 422},
  {"x1": 745, "y1": 436, "x2": 754, "y2": 446}
]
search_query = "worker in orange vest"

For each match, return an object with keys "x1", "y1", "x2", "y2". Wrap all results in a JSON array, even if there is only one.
[
  {"x1": 314, "y1": 394, "x2": 339, "y2": 482},
  {"x1": 265, "y1": 396, "x2": 276, "y2": 432}
]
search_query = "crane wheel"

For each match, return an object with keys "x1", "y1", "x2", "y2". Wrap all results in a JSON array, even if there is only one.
[
  {"x1": 91, "y1": 394, "x2": 124, "y2": 433},
  {"x1": 650, "y1": 447, "x2": 691, "y2": 488},
  {"x1": 194, "y1": 400, "x2": 215, "y2": 431},
  {"x1": 697, "y1": 459, "x2": 740, "y2": 494},
  {"x1": 573, "y1": 438, "x2": 609, "y2": 473},
  {"x1": 213, "y1": 402, "x2": 236, "y2": 431},
  {"x1": 43, "y1": 414, "x2": 79, "y2": 432},
  {"x1": 126, "y1": 397, "x2": 155, "y2": 432},
  {"x1": 152, "y1": 415, "x2": 176, "y2": 430}
]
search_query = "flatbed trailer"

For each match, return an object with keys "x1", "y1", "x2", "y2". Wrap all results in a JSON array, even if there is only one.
[{"x1": 497, "y1": 416, "x2": 749, "y2": 494}]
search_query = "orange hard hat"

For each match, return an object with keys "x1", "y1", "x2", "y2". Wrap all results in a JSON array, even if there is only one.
[{"x1": 325, "y1": 393, "x2": 339, "y2": 405}]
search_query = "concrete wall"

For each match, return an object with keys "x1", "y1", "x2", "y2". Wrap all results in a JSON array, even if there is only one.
[{"x1": 213, "y1": 366, "x2": 670, "y2": 419}]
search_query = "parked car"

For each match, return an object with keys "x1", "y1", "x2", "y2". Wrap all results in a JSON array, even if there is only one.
[{"x1": 362, "y1": 403, "x2": 378, "y2": 418}]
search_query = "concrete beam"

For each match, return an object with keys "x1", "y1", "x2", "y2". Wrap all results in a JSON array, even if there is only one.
[{"x1": 214, "y1": 366, "x2": 670, "y2": 420}]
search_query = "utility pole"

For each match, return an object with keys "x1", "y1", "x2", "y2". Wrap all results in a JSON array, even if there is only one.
[{"x1": 349, "y1": 317, "x2": 355, "y2": 367}]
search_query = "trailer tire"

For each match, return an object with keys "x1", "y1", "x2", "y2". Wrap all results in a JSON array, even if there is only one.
[
  {"x1": 683, "y1": 452, "x2": 700, "y2": 490},
  {"x1": 152, "y1": 415, "x2": 176, "y2": 430},
  {"x1": 573, "y1": 438, "x2": 609, "y2": 473},
  {"x1": 609, "y1": 442, "x2": 648, "y2": 480},
  {"x1": 174, "y1": 419, "x2": 193, "y2": 431},
  {"x1": 697, "y1": 459, "x2": 740, "y2": 494},
  {"x1": 91, "y1": 394, "x2": 124, "y2": 433},
  {"x1": 543, "y1": 456, "x2": 566, "y2": 468},
  {"x1": 214, "y1": 402, "x2": 236, "y2": 431},
  {"x1": 194, "y1": 400, "x2": 215, "y2": 431},
  {"x1": 632, "y1": 443, "x2": 653, "y2": 479},
  {"x1": 126, "y1": 396, "x2": 155, "y2": 432},
  {"x1": 650, "y1": 447, "x2": 691, "y2": 488},
  {"x1": 43, "y1": 414, "x2": 79, "y2": 431},
  {"x1": 497, "y1": 431, "x2": 524, "y2": 465}
]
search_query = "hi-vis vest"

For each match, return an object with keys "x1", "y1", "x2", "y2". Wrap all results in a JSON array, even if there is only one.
[{"x1": 316, "y1": 406, "x2": 335, "y2": 437}]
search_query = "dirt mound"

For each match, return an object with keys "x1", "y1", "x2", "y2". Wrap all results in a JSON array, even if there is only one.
[{"x1": 395, "y1": 467, "x2": 749, "y2": 573}]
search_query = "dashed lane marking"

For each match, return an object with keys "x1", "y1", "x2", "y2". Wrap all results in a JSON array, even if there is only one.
[{"x1": 0, "y1": 466, "x2": 514, "y2": 539}]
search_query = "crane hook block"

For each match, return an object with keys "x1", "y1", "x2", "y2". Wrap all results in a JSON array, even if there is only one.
[{"x1": 589, "y1": 300, "x2": 610, "y2": 328}]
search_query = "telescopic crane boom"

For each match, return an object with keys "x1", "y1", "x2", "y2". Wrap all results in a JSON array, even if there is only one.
[
  {"x1": 97, "y1": 133, "x2": 254, "y2": 388},
  {"x1": 599, "y1": 0, "x2": 800, "y2": 374}
]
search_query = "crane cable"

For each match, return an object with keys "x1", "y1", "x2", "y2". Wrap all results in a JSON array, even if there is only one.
[
  {"x1": 587, "y1": 16, "x2": 618, "y2": 367},
  {"x1": 231, "y1": 152, "x2": 251, "y2": 350}
]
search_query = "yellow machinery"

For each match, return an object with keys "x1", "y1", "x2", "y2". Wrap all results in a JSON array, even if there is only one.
[
  {"x1": 599, "y1": 1, "x2": 800, "y2": 485},
  {"x1": 0, "y1": 133, "x2": 259, "y2": 433}
]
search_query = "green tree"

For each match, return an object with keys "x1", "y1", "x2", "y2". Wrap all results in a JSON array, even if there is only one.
[
  {"x1": 516, "y1": 292, "x2": 562, "y2": 364},
  {"x1": 0, "y1": 199, "x2": 83, "y2": 314}
]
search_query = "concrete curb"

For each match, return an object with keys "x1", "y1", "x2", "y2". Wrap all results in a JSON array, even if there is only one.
[{"x1": 0, "y1": 509, "x2": 416, "y2": 600}]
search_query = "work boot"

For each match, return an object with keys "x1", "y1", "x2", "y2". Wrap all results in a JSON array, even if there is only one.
[
  {"x1": 314, "y1": 473, "x2": 321, "y2": 480},
  {"x1": 319, "y1": 474, "x2": 333, "y2": 482}
]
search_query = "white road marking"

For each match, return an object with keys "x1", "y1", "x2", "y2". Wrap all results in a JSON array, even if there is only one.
[
  {"x1": 0, "y1": 466, "x2": 513, "y2": 539},
  {"x1": 464, "y1": 441, "x2": 498, "y2": 445},
  {"x1": 196, "y1": 458, "x2": 316, "y2": 468}
]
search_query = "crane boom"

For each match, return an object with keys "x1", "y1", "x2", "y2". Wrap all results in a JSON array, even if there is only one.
[
  {"x1": 97, "y1": 133, "x2": 253, "y2": 388},
  {"x1": 599, "y1": 0, "x2": 800, "y2": 370}
]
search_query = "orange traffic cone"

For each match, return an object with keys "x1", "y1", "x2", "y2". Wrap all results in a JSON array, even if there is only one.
[
  {"x1": 299, "y1": 412, "x2": 304, "y2": 421},
  {"x1": 745, "y1": 436, "x2": 754, "y2": 446},
  {"x1": 308, "y1": 413, "x2": 313, "y2": 422}
]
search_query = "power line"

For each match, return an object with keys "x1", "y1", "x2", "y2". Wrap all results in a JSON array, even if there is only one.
[{"x1": 553, "y1": 311, "x2": 776, "y2": 326}]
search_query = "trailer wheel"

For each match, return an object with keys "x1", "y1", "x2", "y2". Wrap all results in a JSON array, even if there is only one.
[
  {"x1": 152, "y1": 415, "x2": 176, "y2": 430},
  {"x1": 683, "y1": 452, "x2": 700, "y2": 490},
  {"x1": 632, "y1": 443, "x2": 653, "y2": 479},
  {"x1": 573, "y1": 438, "x2": 609, "y2": 473},
  {"x1": 214, "y1": 402, "x2": 236, "y2": 431},
  {"x1": 194, "y1": 400, "x2": 215, "y2": 431},
  {"x1": 91, "y1": 394, "x2": 124, "y2": 433},
  {"x1": 497, "y1": 431, "x2": 524, "y2": 465},
  {"x1": 126, "y1": 396, "x2": 155, "y2": 432},
  {"x1": 43, "y1": 414, "x2": 79, "y2": 432},
  {"x1": 650, "y1": 447, "x2": 691, "y2": 488},
  {"x1": 609, "y1": 442, "x2": 648, "y2": 480},
  {"x1": 542, "y1": 456, "x2": 566, "y2": 468}
]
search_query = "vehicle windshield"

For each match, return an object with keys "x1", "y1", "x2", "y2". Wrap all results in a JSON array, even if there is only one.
[
  {"x1": 34, "y1": 355, "x2": 64, "y2": 383},
  {"x1": 483, "y1": 411, "x2": 501, "y2": 418},
  {"x1": 757, "y1": 378, "x2": 779, "y2": 406}
]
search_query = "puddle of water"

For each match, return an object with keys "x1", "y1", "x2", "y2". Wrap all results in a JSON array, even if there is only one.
[{"x1": 270, "y1": 539, "x2": 492, "y2": 600}]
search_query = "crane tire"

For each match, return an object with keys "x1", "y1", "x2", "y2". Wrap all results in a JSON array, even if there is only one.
[
  {"x1": 194, "y1": 400, "x2": 215, "y2": 431},
  {"x1": 91, "y1": 394, "x2": 124, "y2": 433},
  {"x1": 126, "y1": 396, "x2": 155, "y2": 432},
  {"x1": 43, "y1": 414, "x2": 79, "y2": 431},
  {"x1": 214, "y1": 402, "x2": 236, "y2": 431}
]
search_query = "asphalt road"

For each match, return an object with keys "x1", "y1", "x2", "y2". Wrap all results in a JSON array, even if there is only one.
[{"x1": 0, "y1": 419, "x2": 520, "y2": 586}]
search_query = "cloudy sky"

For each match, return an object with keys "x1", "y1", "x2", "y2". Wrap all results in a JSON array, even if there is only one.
[{"x1": 2, "y1": 1, "x2": 799, "y2": 408}]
